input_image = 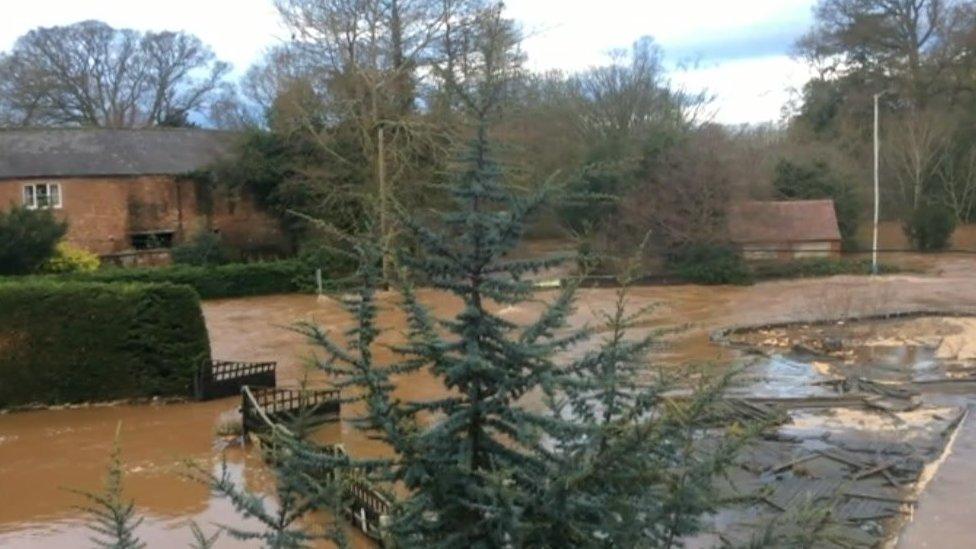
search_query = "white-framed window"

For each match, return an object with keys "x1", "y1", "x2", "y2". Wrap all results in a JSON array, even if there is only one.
[{"x1": 23, "y1": 182, "x2": 61, "y2": 209}]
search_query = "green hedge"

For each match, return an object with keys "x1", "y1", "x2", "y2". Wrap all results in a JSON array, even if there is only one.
[
  {"x1": 751, "y1": 258, "x2": 899, "y2": 281},
  {"x1": 666, "y1": 244, "x2": 754, "y2": 285},
  {"x1": 0, "y1": 281, "x2": 211, "y2": 408},
  {"x1": 60, "y1": 260, "x2": 310, "y2": 299}
]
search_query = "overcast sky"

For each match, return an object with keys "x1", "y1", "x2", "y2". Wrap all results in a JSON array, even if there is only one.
[{"x1": 0, "y1": 0, "x2": 818, "y2": 125}]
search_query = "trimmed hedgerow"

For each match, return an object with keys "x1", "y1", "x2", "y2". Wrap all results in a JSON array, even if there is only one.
[
  {"x1": 0, "y1": 281, "x2": 211, "y2": 408},
  {"x1": 751, "y1": 258, "x2": 900, "y2": 280},
  {"x1": 666, "y1": 244, "x2": 754, "y2": 285},
  {"x1": 62, "y1": 260, "x2": 310, "y2": 299},
  {"x1": 4, "y1": 255, "x2": 356, "y2": 300}
]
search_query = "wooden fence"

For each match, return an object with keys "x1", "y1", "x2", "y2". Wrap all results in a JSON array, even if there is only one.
[
  {"x1": 240, "y1": 385, "x2": 340, "y2": 436},
  {"x1": 195, "y1": 360, "x2": 276, "y2": 400},
  {"x1": 239, "y1": 385, "x2": 391, "y2": 542}
]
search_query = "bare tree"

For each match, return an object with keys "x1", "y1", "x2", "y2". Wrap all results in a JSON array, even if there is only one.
[
  {"x1": 886, "y1": 108, "x2": 954, "y2": 213},
  {"x1": 271, "y1": 0, "x2": 484, "y2": 279},
  {"x1": 938, "y1": 143, "x2": 976, "y2": 221},
  {"x1": 569, "y1": 37, "x2": 700, "y2": 146},
  {"x1": 621, "y1": 124, "x2": 735, "y2": 249},
  {"x1": 140, "y1": 31, "x2": 231, "y2": 126},
  {"x1": 0, "y1": 20, "x2": 229, "y2": 127}
]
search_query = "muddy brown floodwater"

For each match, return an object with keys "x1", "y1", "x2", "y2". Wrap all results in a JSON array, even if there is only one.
[{"x1": 4, "y1": 254, "x2": 976, "y2": 547}]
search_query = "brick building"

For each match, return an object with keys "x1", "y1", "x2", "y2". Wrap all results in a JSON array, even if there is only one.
[
  {"x1": 728, "y1": 199, "x2": 843, "y2": 260},
  {"x1": 0, "y1": 128, "x2": 288, "y2": 264}
]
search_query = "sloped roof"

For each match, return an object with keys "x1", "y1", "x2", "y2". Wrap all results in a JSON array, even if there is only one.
[
  {"x1": 0, "y1": 128, "x2": 235, "y2": 179},
  {"x1": 728, "y1": 199, "x2": 841, "y2": 244}
]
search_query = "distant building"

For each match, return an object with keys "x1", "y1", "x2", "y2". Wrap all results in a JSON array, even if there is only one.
[
  {"x1": 728, "y1": 199, "x2": 842, "y2": 260},
  {"x1": 0, "y1": 128, "x2": 287, "y2": 265}
]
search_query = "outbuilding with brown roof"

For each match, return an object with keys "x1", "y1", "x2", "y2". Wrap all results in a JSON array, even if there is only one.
[{"x1": 727, "y1": 199, "x2": 842, "y2": 260}]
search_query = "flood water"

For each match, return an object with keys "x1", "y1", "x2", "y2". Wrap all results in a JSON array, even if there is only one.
[
  {"x1": 0, "y1": 286, "x2": 728, "y2": 547},
  {"x1": 4, "y1": 258, "x2": 976, "y2": 547}
]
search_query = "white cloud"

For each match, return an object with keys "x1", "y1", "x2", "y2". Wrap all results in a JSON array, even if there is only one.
[
  {"x1": 506, "y1": 0, "x2": 817, "y2": 124},
  {"x1": 506, "y1": 0, "x2": 814, "y2": 71},
  {"x1": 671, "y1": 55, "x2": 815, "y2": 125}
]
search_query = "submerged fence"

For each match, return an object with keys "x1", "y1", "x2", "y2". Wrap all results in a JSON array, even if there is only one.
[
  {"x1": 239, "y1": 384, "x2": 391, "y2": 542},
  {"x1": 240, "y1": 385, "x2": 340, "y2": 435},
  {"x1": 195, "y1": 360, "x2": 276, "y2": 400}
]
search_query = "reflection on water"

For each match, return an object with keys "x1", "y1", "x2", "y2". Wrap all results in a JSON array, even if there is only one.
[{"x1": 731, "y1": 355, "x2": 836, "y2": 399}]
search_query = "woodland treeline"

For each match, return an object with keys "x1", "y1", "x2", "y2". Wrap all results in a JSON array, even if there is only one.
[{"x1": 3, "y1": 0, "x2": 976, "y2": 256}]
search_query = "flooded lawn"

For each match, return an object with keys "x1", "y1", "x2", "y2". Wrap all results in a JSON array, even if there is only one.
[
  {"x1": 4, "y1": 256, "x2": 976, "y2": 546},
  {"x1": 0, "y1": 401, "x2": 267, "y2": 547}
]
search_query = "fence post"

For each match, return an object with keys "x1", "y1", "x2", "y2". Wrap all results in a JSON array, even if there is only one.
[{"x1": 240, "y1": 387, "x2": 249, "y2": 439}]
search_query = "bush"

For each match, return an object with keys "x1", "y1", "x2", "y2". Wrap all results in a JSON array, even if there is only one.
[
  {"x1": 751, "y1": 258, "x2": 899, "y2": 280},
  {"x1": 41, "y1": 242, "x2": 100, "y2": 273},
  {"x1": 904, "y1": 203, "x2": 956, "y2": 251},
  {"x1": 666, "y1": 244, "x2": 753, "y2": 285},
  {"x1": 171, "y1": 230, "x2": 230, "y2": 267},
  {"x1": 0, "y1": 205, "x2": 68, "y2": 275},
  {"x1": 0, "y1": 281, "x2": 211, "y2": 408},
  {"x1": 66, "y1": 260, "x2": 311, "y2": 299},
  {"x1": 293, "y1": 243, "x2": 358, "y2": 291}
]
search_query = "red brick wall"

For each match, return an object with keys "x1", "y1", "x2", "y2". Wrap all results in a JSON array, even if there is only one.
[{"x1": 0, "y1": 176, "x2": 288, "y2": 256}]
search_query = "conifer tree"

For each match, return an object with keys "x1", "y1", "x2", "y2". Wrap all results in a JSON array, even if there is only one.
[
  {"x1": 73, "y1": 423, "x2": 146, "y2": 549},
  {"x1": 276, "y1": 5, "x2": 756, "y2": 547},
  {"x1": 191, "y1": 402, "x2": 350, "y2": 549},
  {"x1": 187, "y1": 520, "x2": 221, "y2": 549},
  {"x1": 285, "y1": 4, "x2": 756, "y2": 547}
]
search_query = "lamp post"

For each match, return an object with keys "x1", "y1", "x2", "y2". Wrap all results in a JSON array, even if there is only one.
[{"x1": 872, "y1": 92, "x2": 882, "y2": 275}]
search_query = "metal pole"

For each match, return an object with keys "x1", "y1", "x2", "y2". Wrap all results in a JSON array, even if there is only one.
[
  {"x1": 872, "y1": 93, "x2": 881, "y2": 275},
  {"x1": 378, "y1": 125, "x2": 390, "y2": 283}
]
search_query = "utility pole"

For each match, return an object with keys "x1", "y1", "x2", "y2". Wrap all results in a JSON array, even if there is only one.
[
  {"x1": 378, "y1": 125, "x2": 391, "y2": 283},
  {"x1": 872, "y1": 92, "x2": 882, "y2": 275}
]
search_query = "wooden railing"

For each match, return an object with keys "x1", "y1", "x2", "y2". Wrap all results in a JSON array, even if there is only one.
[
  {"x1": 251, "y1": 386, "x2": 341, "y2": 416},
  {"x1": 241, "y1": 385, "x2": 290, "y2": 437},
  {"x1": 212, "y1": 360, "x2": 277, "y2": 382},
  {"x1": 346, "y1": 472, "x2": 393, "y2": 536},
  {"x1": 240, "y1": 385, "x2": 340, "y2": 437},
  {"x1": 195, "y1": 360, "x2": 276, "y2": 400},
  {"x1": 239, "y1": 385, "x2": 391, "y2": 542}
]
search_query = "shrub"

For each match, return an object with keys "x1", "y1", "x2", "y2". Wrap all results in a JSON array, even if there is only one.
[
  {"x1": 666, "y1": 243, "x2": 753, "y2": 285},
  {"x1": 67, "y1": 260, "x2": 310, "y2": 299},
  {"x1": 0, "y1": 205, "x2": 68, "y2": 275},
  {"x1": 41, "y1": 242, "x2": 100, "y2": 273},
  {"x1": 0, "y1": 281, "x2": 211, "y2": 408},
  {"x1": 904, "y1": 203, "x2": 956, "y2": 251},
  {"x1": 171, "y1": 230, "x2": 230, "y2": 267},
  {"x1": 751, "y1": 258, "x2": 899, "y2": 280},
  {"x1": 293, "y1": 243, "x2": 358, "y2": 292}
]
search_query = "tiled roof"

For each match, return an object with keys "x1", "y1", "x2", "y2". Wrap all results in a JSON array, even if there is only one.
[
  {"x1": 0, "y1": 128, "x2": 234, "y2": 179},
  {"x1": 728, "y1": 199, "x2": 842, "y2": 244}
]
